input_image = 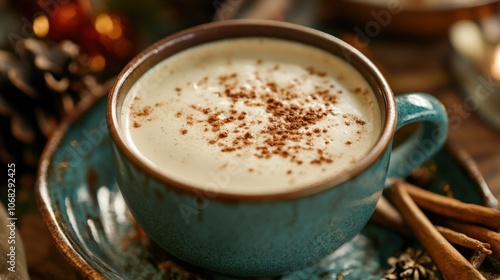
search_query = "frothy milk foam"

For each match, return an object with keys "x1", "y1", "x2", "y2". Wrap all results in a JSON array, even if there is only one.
[{"x1": 122, "y1": 38, "x2": 381, "y2": 195}]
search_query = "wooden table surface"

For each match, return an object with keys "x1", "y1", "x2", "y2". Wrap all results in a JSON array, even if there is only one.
[{"x1": 437, "y1": 89, "x2": 500, "y2": 201}]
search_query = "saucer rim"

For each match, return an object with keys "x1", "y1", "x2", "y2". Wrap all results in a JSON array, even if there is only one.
[{"x1": 35, "y1": 83, "x2": 111, "y2": 280}]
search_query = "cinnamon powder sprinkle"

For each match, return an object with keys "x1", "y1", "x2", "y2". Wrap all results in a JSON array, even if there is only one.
[
  {"x1": 170, "y1": 65, "x2": 368, "y2": 165},
  {"x1": 186, "y1": 115, "x2": 194, "y2": 125},
  {"x1": 218, "y1": 132, "x2": 228, "y2": 138},
  {"x1": 130, "y1": 104, "x2": 157, "y2": 127},
  {"x1": 305, "y1": 66, "x2": 326, "y2": 77},
  {"x1": 132, "y1": 106, "x2": 152, "y2": 117},
  {"x1": 352, "y1": 87, "x2": 370, "y2": 95},
  {"x1": 343, "y1": 113, "x2": 366, "y2": 126}
]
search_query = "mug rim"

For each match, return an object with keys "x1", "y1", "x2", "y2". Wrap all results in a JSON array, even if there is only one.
[{"x1": 106, "y1": 19, "x2": 397, "y2": 201}]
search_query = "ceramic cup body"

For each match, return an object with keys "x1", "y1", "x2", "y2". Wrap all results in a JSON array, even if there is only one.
[{"x1": 107, "y1": 20, "x2": 448, "y2": 277}]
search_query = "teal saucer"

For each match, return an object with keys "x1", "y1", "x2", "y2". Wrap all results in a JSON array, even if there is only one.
[{"x1": 36, "y1": 96, "x2": 498, "y2": 279}]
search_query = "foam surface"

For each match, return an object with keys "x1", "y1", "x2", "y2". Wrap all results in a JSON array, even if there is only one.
[{"x1": 122, "y1": 38, "x2": 381, "y2": 194}]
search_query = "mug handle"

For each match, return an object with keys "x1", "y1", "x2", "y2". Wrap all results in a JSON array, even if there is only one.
[{"x1": 387, "y1": 93, "x2": 448, "y2": 179}]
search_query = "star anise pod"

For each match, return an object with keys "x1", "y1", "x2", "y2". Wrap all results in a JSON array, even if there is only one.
[{"x1": 383, "y1": 248, "x2": 438, "y2": 280}]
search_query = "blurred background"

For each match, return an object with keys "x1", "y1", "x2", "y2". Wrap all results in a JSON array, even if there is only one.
[{"x1": 0, "y1": 0, "x2": 499, "y2": 278}]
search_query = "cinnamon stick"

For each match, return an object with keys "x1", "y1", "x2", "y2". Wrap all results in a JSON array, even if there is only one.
[
  {"x1": 389, "y1": 180, "x2": 486, "y2": 280},
  {"x1": 402, "y1": 181, "x2": 500, "y2": 230},
  {"x1": 435, "y1": 226, "x2": 492, "y2": 255},
  {"x1": 372, "y1": 197, "x2": 492, "y2": 259},
  {"x1": 444, "y1": 219, "x2": 500, "y2": 259}
]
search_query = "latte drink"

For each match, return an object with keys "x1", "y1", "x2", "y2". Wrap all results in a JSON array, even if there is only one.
[{"x1": 121, "y1": 37, "x2": 381, "y2": 195}]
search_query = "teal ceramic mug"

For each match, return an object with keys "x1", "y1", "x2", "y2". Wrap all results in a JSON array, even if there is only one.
[{"x1": 107, "y1": 20, "x2": 448, "y2": 277}]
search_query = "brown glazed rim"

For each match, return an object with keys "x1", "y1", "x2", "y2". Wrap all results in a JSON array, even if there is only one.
[{"x1": 107, "y1": 19, "x2": 396, "y2": 201}]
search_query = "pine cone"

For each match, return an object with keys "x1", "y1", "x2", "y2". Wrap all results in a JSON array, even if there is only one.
[{"x1": 0, "y1": 39, "x2": 103, "y2": 185}]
